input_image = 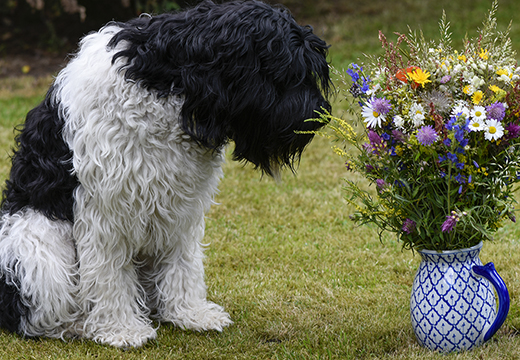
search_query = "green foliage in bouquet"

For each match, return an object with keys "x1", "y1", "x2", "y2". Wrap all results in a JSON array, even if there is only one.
[{"x1": 320, "y1": 1, "x2": 520, "y2": 251}]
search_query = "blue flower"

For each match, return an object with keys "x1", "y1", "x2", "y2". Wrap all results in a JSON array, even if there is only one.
[
  {"x1": 446, "y1": 117, "x2": 457, "y2": 131},
  {"x1": 347, "y1": 68, "x2": 360, "y2": 82},
  {"x1": 455, "y1": 173, "x2": 465, "y2": 184},
  {"x1": 361, "y1": 78, "x2": 370, "y2": 93},
  {"x1": 447, "y1": 152, "x2": 458, "y2": 163},
  {"x1": 443, "y1": 138, "x2": 452, "y2": 147},
  {"x1": 455, "y1": 129, "x2": 465, "y2": 143},
  {"x1": 456, "y1": 162, "x2": 465, "y2": 170}
]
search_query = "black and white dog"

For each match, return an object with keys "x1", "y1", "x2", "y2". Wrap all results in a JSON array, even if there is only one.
[{"x1": 0, "y1": 0, "x2": 331, "y2": 347}]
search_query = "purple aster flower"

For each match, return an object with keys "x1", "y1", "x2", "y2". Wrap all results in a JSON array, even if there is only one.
[
  {"x1": 416, "y1": 125, "x2": 438, "y2": 146},
  {"x1": 372, "y1": 97, "x2": 392, "y2": 115},
  {"x1": 402, "y1": 218, "x2": 416, "y2": 234},
  {"x1": 441, "y1": 216, "x2": 457, "y2": 233},
  {"x1": 486, "y1": 102, "x2": 506, "y2": 121},
  {"x1": 440, "y1": 75, "x2": 451, "y2": 84},
  {"x1": 506, "y1": 123, "x2": 520, "y2": 140}
]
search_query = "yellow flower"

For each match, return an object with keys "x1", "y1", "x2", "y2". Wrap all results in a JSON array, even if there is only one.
[
  {"x1": 479, "y1": 48, "x2": 489, "y2": 60},
  {"x1": 458, "y1": 54, "x2": 467, "y2": 62},
  {"x1": 463, "y1": 85, "x2": 472, "y2": 94},
  {"x1": 496, "y1": 69, "x2": 511, "y2": 78},
  {"x1": 489, "y1": 85, "x2": 501, "y2": 93},
  {"x1": 408, "y1": 68, "x2": 431, "y2": 88},
  {"x1": 472, "y1": 90, "x2": 484, "y2": 104}
]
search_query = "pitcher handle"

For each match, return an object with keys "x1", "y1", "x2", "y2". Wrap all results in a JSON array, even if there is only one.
[{"x1": 472, "y1": 262, "x2": 510, "y2": 342}]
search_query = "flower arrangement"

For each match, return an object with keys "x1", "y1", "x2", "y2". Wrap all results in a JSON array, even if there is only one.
[{"x1": 320, "y1": 2, "x2": 520, "y2": 251}]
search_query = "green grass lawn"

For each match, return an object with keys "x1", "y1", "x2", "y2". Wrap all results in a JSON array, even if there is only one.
[{"x1": 1, "y1": 1, "x2": 520, "y2": 359}]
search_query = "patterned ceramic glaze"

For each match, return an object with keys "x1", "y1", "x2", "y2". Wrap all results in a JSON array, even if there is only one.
[{"x1": 410, "y1": 242, "x2": 509, "y2": 352}]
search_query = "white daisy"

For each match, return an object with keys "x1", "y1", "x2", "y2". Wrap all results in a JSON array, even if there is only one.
[
  {"x1": 469, "y1": 118, "x2": 485, "y2": 132},
  {"x1": 484, "y1": 119, "x2": 505, "y2": 141},
  {"x1": 409, "y1": 102, "x2": 425, "y2": 128},
  {"x1": 470, "y1": 105, "x2": 487, "y2": 121},
  {"x1": 451, "y1": 102, "x2": 470, "y2": 119},
  {"x1": 362, "y1": 100, "x2": 385, "y2": 129}
]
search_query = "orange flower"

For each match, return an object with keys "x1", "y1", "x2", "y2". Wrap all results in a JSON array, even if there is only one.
[{"x1": 396, "y1": 66, "x2": 421, "y2": 89}]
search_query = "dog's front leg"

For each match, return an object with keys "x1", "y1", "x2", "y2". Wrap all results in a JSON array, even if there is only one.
[
  {"x1": 73, "y1": 187, "x2": 156, "y2": 348},
  {"x1": 149, "y1": 224, "x2": 232, "y2": 332}
]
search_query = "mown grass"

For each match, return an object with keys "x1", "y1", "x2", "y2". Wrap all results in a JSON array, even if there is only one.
[{"x1": 1, "y1": 0, "x2": 520, "y2": 359}]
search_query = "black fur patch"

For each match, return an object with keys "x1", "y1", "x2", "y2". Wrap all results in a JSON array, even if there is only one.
[
  {"x1": 0, "y1": 271, "x2": 27, "y2": 333},
  {"x1": 1, "y1": 86, "x2": 78, "y2": 222}
]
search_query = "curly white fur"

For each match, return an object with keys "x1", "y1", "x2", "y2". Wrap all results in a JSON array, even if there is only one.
[{"x1": 0, "y1": 209, "x2": 78, "y2": 338}]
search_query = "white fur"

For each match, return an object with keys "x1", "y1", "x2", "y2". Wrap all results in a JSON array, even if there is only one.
[
  {"x1": 6, "y1": 26, "x2": 232, "y2": 347},
  {"x1": 0, "y1": 209, "x2": 79, "y2": 338}
]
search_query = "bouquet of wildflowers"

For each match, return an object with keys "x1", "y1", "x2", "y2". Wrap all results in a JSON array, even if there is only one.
[{"x1": 322, "y1": 2, "x2": 520, "y2": 251}]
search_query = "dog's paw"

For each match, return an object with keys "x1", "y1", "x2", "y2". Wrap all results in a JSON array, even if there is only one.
[
  {"x1": 162, "y1": 301, "x2": 233, "y2": 332},
  {"x1": 89, "y1": 323, "x2": 157, "y2": 348}
]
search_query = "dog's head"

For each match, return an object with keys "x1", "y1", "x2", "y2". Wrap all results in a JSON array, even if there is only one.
[{"x1": 109, "y1": 0, "x2": 331, "y2": 176}]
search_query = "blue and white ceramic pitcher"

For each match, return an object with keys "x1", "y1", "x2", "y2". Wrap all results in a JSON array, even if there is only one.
[{"x1": 410, "y1": 242, "x2": 509, "y2": 352}]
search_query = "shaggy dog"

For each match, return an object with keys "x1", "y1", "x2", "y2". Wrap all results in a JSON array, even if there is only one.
[{"x1": 0, "y1": 0, "x2": 331, "y2": 347}]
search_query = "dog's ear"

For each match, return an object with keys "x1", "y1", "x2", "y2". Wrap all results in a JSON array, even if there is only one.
[{"x1": 295, "y1": 26, "x2": 332, "y2": 99}]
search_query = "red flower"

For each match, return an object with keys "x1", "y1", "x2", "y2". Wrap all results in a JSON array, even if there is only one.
[{"x1": 396, "y1": 66, "x2": 420, "y2": 89}]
